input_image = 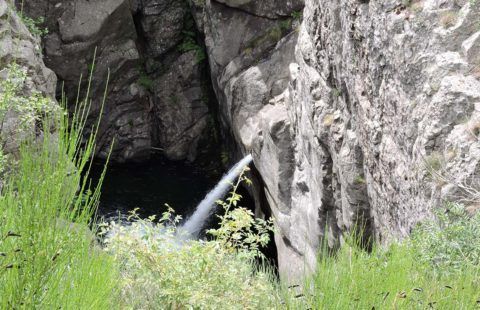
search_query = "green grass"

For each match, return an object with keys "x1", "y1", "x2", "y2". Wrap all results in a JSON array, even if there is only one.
[
  {"x1": 281, "y1": 224, "x2": 480, "y2": 309},
  {"x1": 0, "y1": 61, "x2": 119, "y2": 308}
]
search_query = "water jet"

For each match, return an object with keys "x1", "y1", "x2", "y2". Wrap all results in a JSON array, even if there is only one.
[{"x1": 181, "y1": 154, "x2": 254, "y2": 237}]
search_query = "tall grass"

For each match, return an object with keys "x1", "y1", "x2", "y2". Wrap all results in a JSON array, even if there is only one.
[
  {"x1": 0, "y1": 63, "x2": 118, "y2": 308},
  {"x1": 281, "y1": 224, "x2": 480, "y2": 309}
]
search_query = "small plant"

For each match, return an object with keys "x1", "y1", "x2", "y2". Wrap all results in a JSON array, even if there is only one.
[
  {"x1": 191, "y1": 0, "x2": 206, "y2": 7},
  {"x1": 424, "y1": 151, "x2": 445, "y2": 179},
  {"x1": 291, "y1": 10, "x2": 303, "y2": 20},
  {"x1": 0, "y1": 148, "x2": 8, "y2": 176},
  {"x1": 137, "y1": 70, "x2": 154, "y2": 91},
  {"x1": 332, "y1": 88, "x2": 342, "y2": 98},
  {"x1": 178, "y1": 30, "x2": 206, "y2": 64},
  {"x1": 413, "y1": 203, "x2": 480, "y2": 272},
  {"x1": 19, "y1": 14, "x2": 48, "y2": 37},
  {"x1": 279, "y1": 19, "x2": 292, "y2": 32},
  {"x1": 0, "y1": 63, "x2": 58, "y2": 146},
  {"x1": 354, "y1": 175, "x2": 366, "y2": 185},
  {"x1": 220, "y1": 150, "x2": 229, "y2": 166},
  {"x1": 208, "y1": 166, "x2": 274, "y2": 260}
]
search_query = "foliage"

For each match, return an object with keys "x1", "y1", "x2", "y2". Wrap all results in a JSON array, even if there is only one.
[
  {"x1": 0, "y1": 61, "x2": 118, "y2": 308},
  {"x1": 178, "y1": 29, "x2": 206, "y2": 64},
  {"x1": 104, "y1": 205, "x2": 276, "y2": 309},
  {"x1": 20, "y1": 15, "x2": 48, "y2": 37},
  {"x1": 291, "y1": 10, "x2": 303, "y2": 20},
  {"x1": 439, "y1": 11, "x2": 458, "y2": 28},
  {"x1": 0, "y1": 63, "x2": 57, "y2": 134},
  {"x1": 413, "y1": 203, "x2": 480, "y2": 273},
  {"x1": 208, "y1": 166, "x2": 273, "y2": 260},
  {"x1": 177, "y1": 16, "x2": 207, "y2": 64},
  {"x1": 281, "y1": 232, "x2": 480, "y2": 309},
  {"x1": 138, "y1": 70, "x2": 154, "y2": 92},
  {"x1": 0, "y1": 148, "x2": 7, "y2": 175},
  {"x1": 279, "y1": 19, "x2": 292, "y2": 32},
  {"x1": 103, "y1": 169, "x2": 277, "y2": 309}
]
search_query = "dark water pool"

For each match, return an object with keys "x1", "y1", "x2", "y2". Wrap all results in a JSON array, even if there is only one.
[{"x1": 90, "y1": 156, "x2": 218, "y2": 221}]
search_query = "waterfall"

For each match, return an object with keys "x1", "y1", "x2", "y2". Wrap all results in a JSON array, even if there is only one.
[{"x1": 181, "y1": 154, "x2": 253, "y2": 237}]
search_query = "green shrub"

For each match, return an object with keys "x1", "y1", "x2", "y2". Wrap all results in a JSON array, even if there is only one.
[
  {"x1": 178, "y1": 34, "x2": 206, "y2": 64},
  {"x1": 291, "y1": 10, "x2": 302, "y2": 20},
  {"x1": 413, "y1": 203, "x2": 480, "y2": 272},
  {"x1": 103, "y1": 170, "x2": 278, "y2": 309},
  {"x1": 138, "y1": 71, "x2": 154, "y2": 92},
  {"x1": 179, "y1": 18, "x2": 206, "y2": 64},
  {"x1": 208, "y1": 166, "x2": 273, "y2": 261},
  {"x1": 19, "y1": 15, "x2": 48, "y2": 37},
  {"x1": 0, "y1": 63, "x2": 57, "y2": 132}
]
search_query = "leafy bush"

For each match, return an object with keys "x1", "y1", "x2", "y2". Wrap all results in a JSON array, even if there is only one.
[
  {"x1": 208, "y1": 166, "x2": 273, "y2": 261},
  {"x1": 0, "y1": 63, "x2": 57, "y2": 134},
  {"x1": 103, "y1": 170, "x2": 278, "y2": 309},
  {"x1": 413, "y1": 203, "x2": 480, "y2": 272}
]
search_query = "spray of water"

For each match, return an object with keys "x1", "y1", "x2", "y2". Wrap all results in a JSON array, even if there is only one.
[{"x1": 181, "y1": 154, "x2": 253, "y2": 237}]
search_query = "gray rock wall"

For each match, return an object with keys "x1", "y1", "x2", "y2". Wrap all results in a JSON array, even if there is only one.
[
  {"x1": 0, "y1": 0, "x2": 57, "y2": 155},
  {"x1": 20, "y1": 0, "x2": 214, "y2": 163},
  {"x1": 197, "y1": 0, "x2": 480, "y2": 282}
]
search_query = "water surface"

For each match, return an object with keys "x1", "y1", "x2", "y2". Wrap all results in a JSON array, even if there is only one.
[{"x1": 90, "y1": 156, "x2": 218, "y2": 221}]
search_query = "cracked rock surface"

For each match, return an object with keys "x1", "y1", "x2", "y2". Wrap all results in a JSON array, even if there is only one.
[
  {"x1": 195, "y1": 0, "x2": 480, "y2": 282},
  {"x1": 0, "y1": 1, "x2": 57, "y2": 155},
  {"x1": 21, "y1": 0, "x2": 213, "y2": 162}
]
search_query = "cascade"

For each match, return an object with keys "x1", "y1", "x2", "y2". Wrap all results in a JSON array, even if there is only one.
[{"x1": 181, "y1": 154, "x2": 254, "y2": 237}]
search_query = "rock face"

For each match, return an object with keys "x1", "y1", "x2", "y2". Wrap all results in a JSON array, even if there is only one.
[
  {"x1": 16, "y1": 0, "x2": 480, "y2": 283},
  {"x1": 195, "y1": 0, "x2": 480, "y2": 282},
  {"x1": 0, "y1": 0, "x2": 57, "y2": 155},
  {"x1": 21, "y1": 0, "x2": 213, "y2": 162}
]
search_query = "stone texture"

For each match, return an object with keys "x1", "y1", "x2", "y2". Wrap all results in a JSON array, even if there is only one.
[
  {"x1": 198, "y1": 0, "x2": 480, "y2": 282},
  {"x1": 216, "y1": 0, "x2": 304, "y2": 18},
  {"x1": 21, "y1": 0, "x2": 212, "y2": 163},
  {"x1": 0, "y1": 0, "x2": 57, "y2": 155},
  {"x1": 152, "y1": 50, "x2": 210, "y2": 161}
]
